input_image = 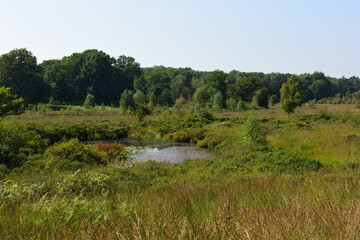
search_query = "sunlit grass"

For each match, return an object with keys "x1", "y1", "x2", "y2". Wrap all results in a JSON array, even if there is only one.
[
  {"x1": 2, "y1": 175, "x2": 360, "y2": 239},
  {"x1": 268, "y1": 123, "x2": 360, "y2": 166}
]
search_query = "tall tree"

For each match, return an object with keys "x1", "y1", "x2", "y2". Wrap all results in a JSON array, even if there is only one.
[
  {"x1": 146, "y1": 70, "x2": 171, "y2": 96},
  {"x1": 253, "y1": 87, "x2": 270, "y2": 108},
  {"x1": 77, "y1": 50, "x2": 116, "y2": 105},
  {"x1": 228, "y1": 75, "x2": 260, "y2": 102},
  {"x1": 0, "y1": 48, "x2": 51, "y2": 104},
  {"x1": 280, "y1": 75, "x2": 304, "y2": 117},
  {"x1": 207, "y1": 70, "x2": 227, "y2": 96},
  {"x1": 115, "y1": 55, "x2": 142, "y2": 92}
]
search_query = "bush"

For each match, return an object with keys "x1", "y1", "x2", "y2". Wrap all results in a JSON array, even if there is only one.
[
  {"x1": 226, "y1": 98, "x2": 237, "y2": 111},
  {"x1": 46, "y1": 139, "x2": 106, "y2": 165},
  {"x1": 83, "y1": 93, "x2": 95, "y2": 109},
  {"x1": 317, "y1": 107, "x2": 332, "y2": 120},
  {"x1": 56, "y1": 170, "x2": 113, "y2": 195},
  {"x1": 94, "y1": 143, "x2": 126, "y2": 162},
  {"x1": 236, "y1": 99, "x2": 249, "y2": 111},
  {"x1": 241, "y1": 116, "x2": 267, "y2": 146},
  {"x1": 198, "y1": 110, "x2": 214, "y2": 121},
  {"x1": 167, "y1": 129, "x2": 207, "y2": 143}
]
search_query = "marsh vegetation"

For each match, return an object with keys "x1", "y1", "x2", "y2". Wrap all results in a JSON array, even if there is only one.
[{"x1": 1, "y1": 103, "x2": 360, "y2": 239}]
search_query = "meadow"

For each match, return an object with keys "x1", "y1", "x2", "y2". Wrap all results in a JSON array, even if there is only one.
[{"x1": 1, "y1": 103, "x2": 360, "y2": 239}]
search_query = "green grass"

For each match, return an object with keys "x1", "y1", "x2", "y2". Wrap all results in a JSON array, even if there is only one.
[
  {"x1": 2, "y1": 105, "x2": 360, "y2": 239},
  {"x1": 268, "y1": 123, "x2": 360, "y2": 166}
]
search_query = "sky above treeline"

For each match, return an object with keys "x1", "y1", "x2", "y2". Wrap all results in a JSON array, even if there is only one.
[{"x1": 1, "y1": 0, "x2": 359, "y2": 78}]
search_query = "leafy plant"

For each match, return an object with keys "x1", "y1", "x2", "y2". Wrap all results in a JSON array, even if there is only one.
[{"x1": 241, "y1": 115, "x2": 267, "y2": 146}]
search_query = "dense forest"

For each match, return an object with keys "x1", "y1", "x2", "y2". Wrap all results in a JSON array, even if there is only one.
[{"x1": 1, "y1": 48, "x2": 360, "y2": 109}]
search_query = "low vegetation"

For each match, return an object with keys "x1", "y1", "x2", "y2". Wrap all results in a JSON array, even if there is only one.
[{"x1": 1, "y1": 100, "x2": 360, "y2": 238}]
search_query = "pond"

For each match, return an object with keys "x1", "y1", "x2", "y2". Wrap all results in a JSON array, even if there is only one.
[{"x1": 86, "y1": 139, "x2": 214, "y2": 164}]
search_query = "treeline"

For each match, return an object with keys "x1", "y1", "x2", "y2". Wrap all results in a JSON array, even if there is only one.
[{"x1": 0, "y1": 48, "x2": 360, "y2": 108}]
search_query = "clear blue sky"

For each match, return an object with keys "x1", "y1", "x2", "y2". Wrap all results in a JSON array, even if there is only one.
[{"x1": 1, "y1": 0, "x2": 359, "y2": 77}]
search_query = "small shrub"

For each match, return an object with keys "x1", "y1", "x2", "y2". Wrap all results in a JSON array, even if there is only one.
[
  {"x1": 56, "y1": 170, "x2": 113, "y2": 195},
  {"x1": 317, "y1": 107, "x2": 332, "y2": 120},
  {"x1": 241, "y1": 116, "x2": 267, "y2": 146},
  {"x1": 198, "y1": 110, "x2": 214, "y2": 121},
  {"x1": 167, "y1": 129, "x2": 207, "y2": 143},
  {"x1": 83, "y1": 93, "x2": 95, "y2": 109},
  {"x1": 236, "y1": 99, "x2": 249, "y2": 111},
  {"x1": 94, "y1": 143, "x2": 126, "y2": 162}
]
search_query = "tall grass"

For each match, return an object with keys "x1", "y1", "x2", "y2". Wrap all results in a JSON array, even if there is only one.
[
  {"x1": 268, "y1": 123, "x2": 360, "y2": 166},
  {"x1": 1, "y1": 175, "x2": 360, "y2": 239}
]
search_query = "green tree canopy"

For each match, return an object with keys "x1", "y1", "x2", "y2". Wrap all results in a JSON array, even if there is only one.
[
  {"x1": 280, "y1": 75, "x2": 304, "y2": 117},
  {"x1": 0, "y1": 87, "x2": 24, "y2": 117},
  {"x1": 213, "y1": 91, "x2": 225, "y2": 109},
  {"x1": 119, "y1": 89, "x2": 135, "y2": 112},
  {"x1": 133, "y1": 90, "x2": 146, "y2": 105},
  {"x1": 146, "y1": 70, "x2": 171, "y2": 96},
  {"x1": 228, "y1": 75, "x2": 260, "y2": 102},
  {"x1": 207, "y1": 70, "x2": 227, "y2": 96},
  {"x1": 0, "y1": 48, "x2": 51, "y2": 104},
  {"x1": 253, "y1": 87, "x2": 270, "y2": 108},
  {"x1": 194, "y1": 86, "x2": 210, "y2": 107}
]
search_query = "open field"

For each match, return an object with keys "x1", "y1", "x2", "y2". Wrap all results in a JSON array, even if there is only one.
[{"x1": 1, "y1": 104, "x2": 360, "y2": 239}]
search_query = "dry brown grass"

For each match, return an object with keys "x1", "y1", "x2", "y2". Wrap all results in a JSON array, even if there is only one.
[
  {"x1": 94, "y1": 142, "x2": 126, "y2": 160},
  {"x1": 215, "y1": 103, "x2": 360, "y2": 119}
]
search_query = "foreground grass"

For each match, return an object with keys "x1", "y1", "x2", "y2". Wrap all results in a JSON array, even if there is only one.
[{"x1": 1, "y1": 174, "x2": 360, "y2": 239}]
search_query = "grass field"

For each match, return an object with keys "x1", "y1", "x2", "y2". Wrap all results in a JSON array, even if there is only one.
[{"x1": 1, "y1": 104, "x2": 360, "y2": 239}]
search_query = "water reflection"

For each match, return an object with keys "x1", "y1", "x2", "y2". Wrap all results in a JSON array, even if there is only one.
[
  {"x1": 131, "y1": 145, "x2": 213, "y2": 163},
  {"x1": 87, "y1": 139, "x2": 214, "y2": 163}
]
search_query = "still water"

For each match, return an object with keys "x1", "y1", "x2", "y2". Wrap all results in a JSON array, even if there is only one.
[{"x1": 87, "y1": 139, "x2": 214, "y2": 163}]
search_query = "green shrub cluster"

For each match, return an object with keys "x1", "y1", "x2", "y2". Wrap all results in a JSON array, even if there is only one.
[
  {"x1": 45, "y1": 139, "x2": 106, "y2": 169},
  {"x1": 166, "y1": 129, "x2": 207, "y2": 143}
]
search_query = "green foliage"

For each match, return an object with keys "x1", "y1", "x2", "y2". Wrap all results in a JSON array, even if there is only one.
[
  {"x1": 148, "y1": 92, "x2": 158, "y2": 108},
  {"x1": 174, "y1": 95, "x2": 186, "y2": 109},
  {"x1": 269, "y1": 95, "x2": 278, "y2": 106},
  {"x1": 94, "y1": 143, "x2": 127, "y2": 163},
  {"x1": 229, "y1": 75, "x2": 260, "y2": 102},
  {"x1": 0, "y1": 121, "x2": 48, "y2": 168},
  {"x1": 146, "y1": 70, "x2": 171, "y2": 96},
  {"x1": 57, "y1": 170, "x2": 113, "y2": 195},
  {"x1": 241, "y1": 116, "x2": 267, "y2": 146},
  {"x1": 253, "y1": 87, "x2": 270, "y2": 108},
  {"x1": 194, "y1": 86, "x2": 210, "y2": 107},
  {"x1": 83, "y1": 93, "x2": 95, "y2": 109},
  {"x1": 46, "y1": 139, "x2": 106, "y2": 167},
  {"x1": 119, "y1": 89, "x2": 135, "y2": 112},
  {"x1": 317, "y1": 107, "x2": 332, "y2": 120},
  {"x1": 198, "y1": 110, "x2": 214, "y2": 121},
  {"x1": 236, "y1": 99, "x2": 249, "y2": 111},
  {"x1": 0, "y1": 48, "x2": 51, "y2": 104},
  {"x1": 134, "y1": 76, "x2": 147, "y2": 92},
  {"x1": 159, "y1": 88, "x2": 172, "y2": 106},
  {"x1": 207, "y1": 70, "x2": 227, "y2": 96},
  {"x1": 226, "y1": 97, "x2": 237, "y2": 110},
  {"x1": 0, "y1": 87, "x2": 24, "y2": 117},
  {"x1": 133, "y1": 90, "x2": 146, "y2": 105},
  {"x1": 135, "y1": 104, "x2": 151, "y2": 122},
  {"x1": 213, "y1": 91, "x2": 224, "y2": 109},
  {"x1": 167, "y1": 129, "x2": 207, "y2": 143},
  {"x1": 280, "y1": 75, "x2": 304, "y2": 117},
  {"x1": 212, "y1": 145, "x2": 322, "y2": 174}
]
